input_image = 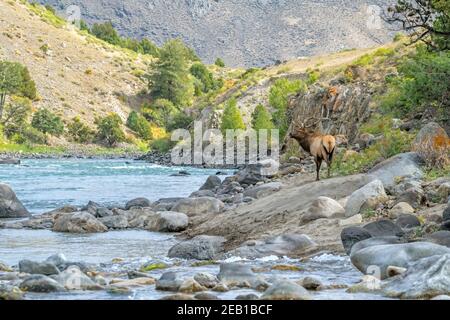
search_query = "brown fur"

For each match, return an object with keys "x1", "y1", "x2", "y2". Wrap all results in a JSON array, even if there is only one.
[{"x1": 282, "y1": 128, "x2": 336, "y2": 181}]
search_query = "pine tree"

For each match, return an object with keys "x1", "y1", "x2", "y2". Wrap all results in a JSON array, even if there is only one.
[
  {"x1": 221, "y1": 98, "x2": 246, "y2": 134},
  {"x1": 252, "y1": 104, "x2": 274, "y2": 131}
]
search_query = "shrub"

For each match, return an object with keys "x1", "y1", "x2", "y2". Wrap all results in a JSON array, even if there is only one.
[
  {"x1": 190, "y1": 63, "x2": 221, "y2": 94},
  {"x1": 167, "y1": 112, "x2": 193, "y2": 131},
  {"x1": 352, "y1": 54, "x2": 374, "y2": 67},
  {"x1": 221, "y1": 98, "x2": 246, "y2": 134},
  {"x1": 14, "y1": 126, "x2": 47, "y2": 145},
  {"x1": 0, "y1": 96, "x2": 32, "y2": 138},
  {"x1": 126, "y1": 111, "x2": 153, "y2": 140},
  {"x1": 91, "y1": 22, "x2": 121, "y2": 45},
  {"x1": 150, "y1": 137, "x2": 174, "y2": 153},
  {"x1": 215, "y1": 58, "x2": 225, "y2": 67},
  {"x1": 67, "y1": 117, "x2": 94, "y2": 143},
  {"x1": 31, "y1": 108, "x2": 64, "y2": 136},
  {"x1": 95, "y1": 113, "x2": 125, "y2": 147},
  {"x1": 142, "y1": 99, "x2": 178, "y2": 128}
]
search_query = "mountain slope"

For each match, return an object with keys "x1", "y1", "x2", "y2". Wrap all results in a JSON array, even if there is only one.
[
  {"x1": 0, "y1": 0, "x2": 151, "y2": 125},
  {"x1": 38, "y1": 0, "x2": 394, "y2": 67}
]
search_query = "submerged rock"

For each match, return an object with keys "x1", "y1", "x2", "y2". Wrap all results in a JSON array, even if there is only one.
[
  {"x1": 168, "y1": 235, "x2": 226, "y2": 260},
  {"x1": 0, "y1": 183, "x2": 30, "y2": 218},
  {"x1": 19, "y1": 275, "x2": 66, "y2": 293},
  {"x1": 217, "y1": 263, "x2": 268, "y2": 290},
  {"x1": 156, "y1": 272, "x2": 183, "y2": 292},
  {"x1": 19, "y1": 260, "x2": 59, "y2": 276},
  {"x1": 261, "y1": 280, "x2": 311, "y2": 300}
]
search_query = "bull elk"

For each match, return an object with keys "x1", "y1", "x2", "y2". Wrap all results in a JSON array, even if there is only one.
[{"x1": 281, "y1": 118, "x2": 336, "y2": 181}]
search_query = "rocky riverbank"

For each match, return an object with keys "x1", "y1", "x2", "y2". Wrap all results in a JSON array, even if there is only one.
[{"x1": 1, "y1": 123, "x2": 450, "y2": 300}]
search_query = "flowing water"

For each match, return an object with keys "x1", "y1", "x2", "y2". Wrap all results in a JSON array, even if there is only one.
[{"x1": 0, "y1": 159, "x2": 382, "y2": 300}]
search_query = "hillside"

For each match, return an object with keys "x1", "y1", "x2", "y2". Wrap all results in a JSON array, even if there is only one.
[
  {"x1": 0, "y1": 0, "x2": 151, "y2": 126},
  {"x1": 38, "y1": 0, "x2": 395, "y2": 67}
]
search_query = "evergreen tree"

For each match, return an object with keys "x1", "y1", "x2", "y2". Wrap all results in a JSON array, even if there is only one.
[
  {"x1": 252, "y1": 104, "x2": 274, "y2": 130},
  {"x1": 91, "y1": 22, "x2": 121, "y2": 45},
  {"x1": 221, "y1": 98, "x2": 246, "y2": 134}
]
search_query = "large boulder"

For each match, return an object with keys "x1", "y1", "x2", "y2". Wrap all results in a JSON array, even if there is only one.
[
  {"x1": 171, "y1": 197, "x2": 224, "y2": 216},
  {"x1": 301, "y1": 197, "x2": 345, "y2": 223},
  {"x1": 168, "y1": 235, "x2": 226, "y2": 260},
  {"x1": 99, "y1": 214, "x2": 128, "y2": 229},
  {"x1": 261, "y1": 280, "x2": 311, "y2": 300},
  {"x1": 151, "y1": 197, "x2": 184, "y2": 211},
  {"x1": 235, "y1": 160, "x2": 278, "y2": 185},
  {"x1": 350, "y1": 242, "x2": 450, "y2": 279},
  {"x1": 382, "y1": 254, "x2": 450, "y2": 299},
  {"x1": 156, "y1": 272, "x2": 183, "y2": 292},
  {"x1": 340, "y1": 227, "x2": 372, "y2": 255},
  {"x1": 19, "y1": 275, "x2": 66, "y2": 293},
  {"x1": 412, "y1": 122, "x2": 449, "y2": 148},
  {"x1": 426, "y1": 231, "x2": 450, "y2": 248},
  {"x1": 389, "y1": 202, "x2": 415, "y2": 219},
  {"x1": 19, "y1": 260, "x2": 59, "y2": 276},
  {"x1": 368, "y1": 153, "x2": 423, "y2": 189},
  {"x1": 125, "y1": 197, "x2": 152, "y2": 210},
  {"x1": 395, "y1": 214, "x2": 421, "y2": 229},
  {"x1": 0, "y1": 183, "x2": 30, "y2": 218},
  {"x1": 345, "y1": 180, "x2": 388, "y2": 217},
  {"x1": 200, "y1": 175, "x2": 222, "y2": 191},
  {"x1": 229, "y1": 233, "x2": 317, "y2": 259},
  {"x1": 243, "y1": 182, "x2": 283, "y2": 199},
  {"x1": 363, "y1": 219, "x2": 405, "y2": 237},
  {"x1": 53, "y1": 212, "x2": 108, "y2": 233},
  {"x1": 150, "y1": 211, "x2": 189, "y2": 232}
]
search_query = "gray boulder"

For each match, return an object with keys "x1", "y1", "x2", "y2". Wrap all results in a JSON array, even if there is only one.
[
  {"x1": 99, "y1": 214, "x2": 128, "y2": 229},
  {"x1": 168, "y1": 235, "x2": 226, "y2": 260},
  {"x1": 261, "y1": 280, "x2": 311, "y2": 300},
  {"x1": 350, "y1": 242, "x2": 450, "y2": 279},
  {"x1": 363, "y1": 219, "x2": 405, "y2": 237},
  {"x1": 171, "y1": 197, "x2": 224, "y2": 216},
  {"x1": 217, "y1": 263, "x2": 268, "y2": 290},
  {"x1": 426, "y1": 231, "x2": 450, "y2": 248},
  {"x1": 368, "y1": 153, "x2": 423, "y2": 189},
  {"x1": 152, "y1": 211, "x2": 189, "y2": 232},
  {"x1": 53, "y1": 212, "x2": 108, "y2": 233},
  {"x1": 156, "y1": 272, "x2": 183, "y2": 292},
  {"x1": 19, "y1": 275, "x2": 66, "y2": 293},
  {"x1": 243, "y1": 182, "x2": 283, "y2": 199},
  {"x1": 200, "y1": 175, "x2": 222, "y2": 191},
  {"x1": 45, "y1": 254, "x2": 68, "y2": 267},
  {"x1": 340, "y1": 227, "x2": 372, "y2": 255},
  {"x1": 395, "y1": 187, "x2": 426, "y2": 209},
  {"x1": 345, "y1": 180, "x2": 388, "y2": 217},
  {"x1": 19, "y1": 260, "x2": 59, "y2": 276},
  {"x1": 193, "y1": 272, "x2": 219, "y2": 289},
  {"x1": 301, "y1": 196, "x2": 345, "y2": 223},
  {"x1": 190, "y1": 190, "x2": 215, "y2": 198},
  {"x1": 0, "y1": 183, "x2": 30, "y2": 218},
  {"x1": 230, "y1": 233, "x2": 317, "y2": 258},
  {"x1": 151, "y1": 197, "x2": 184, "y2": 211},
  {"x1": 395, "y1": 214, "x2": 421, "y2": 229},
  {"x1": 349, "y1": 236, "x2": 405, "y2": 256},
  {"x1": 382, "y1": 254, "x2": 450, "y2": 299},
  {"x1": 125, "y1": 197, "x2": 152, "y2": 210},
  {"x1": 0, "y1": 284, "x2": 23, "y2": 300},
  {"x1": 53, "y1": 266, "x2": 102, "y2": 290}
]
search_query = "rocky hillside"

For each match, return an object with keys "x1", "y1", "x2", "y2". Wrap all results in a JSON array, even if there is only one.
[
  {"x1": 0, "y1": 0, "x2": 151, "y2": 125},
  {"x1": 38, "y1": 0, "x2": 394, "y2": 67}
]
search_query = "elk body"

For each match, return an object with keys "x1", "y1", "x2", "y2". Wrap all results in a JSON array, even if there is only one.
[{"x1": 282, "y1": 124, "x2": 336, "y2": 181}]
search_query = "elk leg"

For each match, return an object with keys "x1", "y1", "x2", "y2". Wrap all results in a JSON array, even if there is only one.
[
  {"x1": 327, "y1": 161, "x2": 332, "y2": 178},
  {"x1": 315, "y1": 158, "x2": 322, "y2": 181}
]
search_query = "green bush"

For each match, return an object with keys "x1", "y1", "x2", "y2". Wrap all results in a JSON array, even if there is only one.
[
  {"x1": 1, "y1": 96, "x2": 32, "y2": 138},
  {"x1": 190, "y1": 63, "x2": 221, "y2": 95},
  {"x1": 167, "y1": 112, "x2": 193, "y2": 131},
  {"x1": 126, "y1": 111, "x2": 153, "y2": 140},
  {"x1": 380, "y1": 46, "x2": 450, "y2": 119},
  {"x1": 221, "y1": 98, "x2": 246, "y2": 134},
  {"x1": 150, "y1": 137, "x2": 174, "y2": 153},
  {"x1": 31, "y1": 108, "x2": 64, "y2": 136},
  {"x1": 269, "y1": 78, "x2": 307, "y2": 138},
  {"x1": 142, "y1": 99, "x2": 178, "y2": 128},
  {"x1": 251, "y1": 104, "x2": 274, "y2": 130},
  {"x1": 215, "y1": 58, "x2": 225, "y2": 67},
  {"x1": 91, "y1": 22, "x2": 121, "y2": 46},
  {"x1": 67, "y1": 117, "x2": 94, "y2": 143},
  {"x1": 95, "y1": 113, "x2": 126, "y2": 147}
]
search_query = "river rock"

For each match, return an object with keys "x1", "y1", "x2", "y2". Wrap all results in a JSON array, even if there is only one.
[
  {"x1": 340, "y1": 226, "x2": 373, "y2": 255},
  {"x1": 350, "y1": 242, "x2": 450, "y2": 279},
  {"x1": 54, "y1": 266, "x2": 102, "y2": 290},
  {"x1": 99, "y1": 215, "x2": 128, "y2": 229},
  {"x1": 126, "y1": 208, "x2": 155, "y2": 228},
  {"x1": 217, "y1": 263, "x2": 268, "y2": 290},
  {"x1": 349, "y1": 236, "x2": 405, "y2": 256},
  {"x1": 0, "y1": 183, "x2": 30, "y2": 218},
  {"x1": 363, "y1": 219, "x2": 405, "y2": 237},
  {"x1": 200, "y1": 175, "x2": 222, "y2": 191},
  {"x1": 151, "y1": 211, "x2": 188, "y2": 232},
  {"x1": 151, "y1": 197, "x2": 184, "y2": 211},
  {"x1": 395, "y1": 187, "x2": 426, "y2": 209},
  {"x1": 235, "y1": 162, "x2": 273, "y2": 185},
  {"x1": 171, "y1": 197, "x2": 224, "y2": 216},
  {"x1": 395, "y1": 214, "x2": 421, "y2": 229},
  {"x1": 19, "y1": 275, "x2": 66, "y2": 293},
  {"x1": 368, "y1": 153, "x2": 423, "y2": 189},
  {"x1": 382, "y1": 253, "x2": 450, "y2": 299},
  {"x1": 438, "y1": 183, "x2": 450, "y2": 201},
  {"x1": 299, "y1": 276, "x2": 323, "y2": 290},
  {"x1": 19, "y1": 260, "x2": 59, "y2": 276},
  {"x1": 243, "y1": 182, "x2": 283, "y2": 199},
  {"x1": 156, "y1": 272, "x2": 183, "y2": 291},
  {"x1": 168, "y1": 235, "x2": 226, "y2": 260},
  {"x1": 0, "y1": 158, "x2": 20, "y2": 165},
  {"x1": 230, "y1": 233, "x2": 317, "y2": 258},
  {"x1": 190, "y1": 190, "x2": 216, "y2": 198},
  {"x1": 235, "y1": 293, "x2": 259, "y2": 300},
  {"x1": 261, "y1": 280, "x2": 311, "y2": 300},
  {"x1": 389, "y1": 202, "x2": 415, "y2": 219},
  {"x1": 44, "y1": 254, "x2": 67, "y2": 267},
  {"x1": 301, "y1": 197, "x2": 345, "y2": 223},
  {"x1": 178, "y1": 278, "x2": 207, "y2": 293},
  {"x1": 125, "y1": 197, "x2": 152, "y2": 210},
  {"x1": 345, "y1": 180, "x2": 388, "y2": 217},
  {"x1": 109, "y1": 277, "x2": 155, "y2": 289},
  {"x1": 426, "y1": 231, "x2": 450, "y2": 248},
  {"x1": 0, "y1": 284, "x2": 24, "y2": 300},
  {"x1": 53, "y1": 212, "x2": 108, "y2": 233},
  {"x1": 86, "y1": 201, "x2": 110, "y2": 217},
  {"x1": 193, "y1": 272, "x2": 219, "y2": 288},
  {"x1": 195, "y1": 293, "x2": 221, "y2": 300},
  {"x1": 346, "y1": 275, "x2": 381, "y2": 293}
]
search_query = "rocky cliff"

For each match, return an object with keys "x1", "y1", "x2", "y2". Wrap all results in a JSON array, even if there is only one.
[{"x1": 38, "y1": 0, "x2": 394, "y2": 67}]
